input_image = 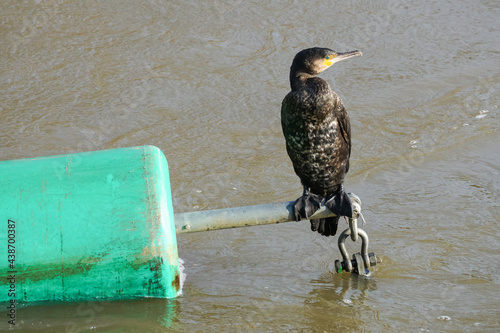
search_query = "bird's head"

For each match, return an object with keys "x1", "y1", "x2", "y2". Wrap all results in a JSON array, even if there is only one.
[{"x1": 291, "y1": 47, "x2": 362, "y2": 76}]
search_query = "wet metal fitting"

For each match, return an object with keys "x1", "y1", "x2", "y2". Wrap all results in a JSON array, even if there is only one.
[{"x1": 334, "y1": 227, "x2": 380, "y2": 276}]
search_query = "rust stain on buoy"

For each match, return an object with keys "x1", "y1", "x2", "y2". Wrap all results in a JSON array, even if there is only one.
[{"x1": 172, "y1": 273, "x2": 180, "y2": 291}]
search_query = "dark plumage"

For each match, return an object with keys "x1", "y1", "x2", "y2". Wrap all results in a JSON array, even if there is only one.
[{"x1": 281, "y1": 47, "x2": 362, "y2": 236}]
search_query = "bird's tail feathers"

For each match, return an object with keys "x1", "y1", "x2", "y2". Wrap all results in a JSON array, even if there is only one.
[{"x1": 310, "y1": 216, "x2": 339, "y2": 237}]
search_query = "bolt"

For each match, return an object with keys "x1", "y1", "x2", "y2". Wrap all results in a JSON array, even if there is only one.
[{"x1": 369, "y1": 252, "x2": 377, "y2": 267}]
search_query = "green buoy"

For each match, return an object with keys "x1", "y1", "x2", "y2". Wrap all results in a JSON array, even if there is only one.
[{"x1": 0, "y1": 146, "x2": 180, "y2": 303}]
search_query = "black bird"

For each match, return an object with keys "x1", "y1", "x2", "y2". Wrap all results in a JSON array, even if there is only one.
[{"x1": 281, "y1": 47, "x2": 362, "y2": 236}]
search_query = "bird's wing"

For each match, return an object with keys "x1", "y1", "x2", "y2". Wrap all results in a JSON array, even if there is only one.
[
  {"x1": 280, "y1": 92, "x2": 294, "y2": 136},
  {"x1": 335, "y1": 101, "x2": 351, "y2": 172},
  {"x1": 281, "y1": 95, "x2": 297, "y2": 173}
]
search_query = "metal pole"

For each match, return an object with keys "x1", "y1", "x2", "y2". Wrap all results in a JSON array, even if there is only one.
[{"x1": 174, "y1": 193, "x2": 361, "y2": 234}]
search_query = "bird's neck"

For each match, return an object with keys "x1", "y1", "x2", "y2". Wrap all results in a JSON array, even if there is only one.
[
  {"x1": 290, "y1": 71, "x2": 315, "y2": 91},
  {"x1": 290, "y1": 63, "x2": 324, "y2": 91}
]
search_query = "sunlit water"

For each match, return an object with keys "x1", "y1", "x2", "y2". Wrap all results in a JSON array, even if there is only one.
[{"x1": 1, "y1": 0, "x2": 499, "y2": 332}]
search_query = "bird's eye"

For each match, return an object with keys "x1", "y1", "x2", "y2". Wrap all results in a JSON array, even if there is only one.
[{"x1": 325, "y1": 56, "x2": 330, "y2": 60}]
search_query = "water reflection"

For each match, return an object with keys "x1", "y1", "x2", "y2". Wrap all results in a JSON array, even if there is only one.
[
  {"x1": 0, "y1": 298, "x2": 179, "y2": 332},
  {"x1": 303, "y1": 273, "x2": 378, "y2": 331}
]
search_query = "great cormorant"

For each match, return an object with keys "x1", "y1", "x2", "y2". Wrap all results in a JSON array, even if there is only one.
[{"x1": 281, "y1": 47, "x2": 362, "y2": 236}]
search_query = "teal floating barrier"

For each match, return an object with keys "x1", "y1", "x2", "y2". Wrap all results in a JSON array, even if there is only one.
[{"x1": 0, "y1": 146, "x2": 180, "y2": 303}]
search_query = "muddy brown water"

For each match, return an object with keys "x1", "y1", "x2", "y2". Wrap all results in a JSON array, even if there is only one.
[{"x1": 1, "y1": 0, "x2": 499, "y2": 332}]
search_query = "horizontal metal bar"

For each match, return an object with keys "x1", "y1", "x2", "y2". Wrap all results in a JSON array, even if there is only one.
[{"x1": 174, "y1": 193, "x2": 361, "y2": 234}]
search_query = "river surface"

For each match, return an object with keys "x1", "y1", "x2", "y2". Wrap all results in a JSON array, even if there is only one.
[{"x1": 1, "y1": 0, "x2": 499, "y2": 332}]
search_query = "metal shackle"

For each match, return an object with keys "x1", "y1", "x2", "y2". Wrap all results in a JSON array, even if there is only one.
[{"x1": 336, "y1": 228, "x2": 370, "y2": 273}]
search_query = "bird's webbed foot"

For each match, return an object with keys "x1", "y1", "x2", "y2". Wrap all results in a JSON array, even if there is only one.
[
  {"x1": 324, "y1": 185, "x2": 353, "y2": 218},
  {"x1": 292, "y1": 188, "x2": 323, "y2": 221}
]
